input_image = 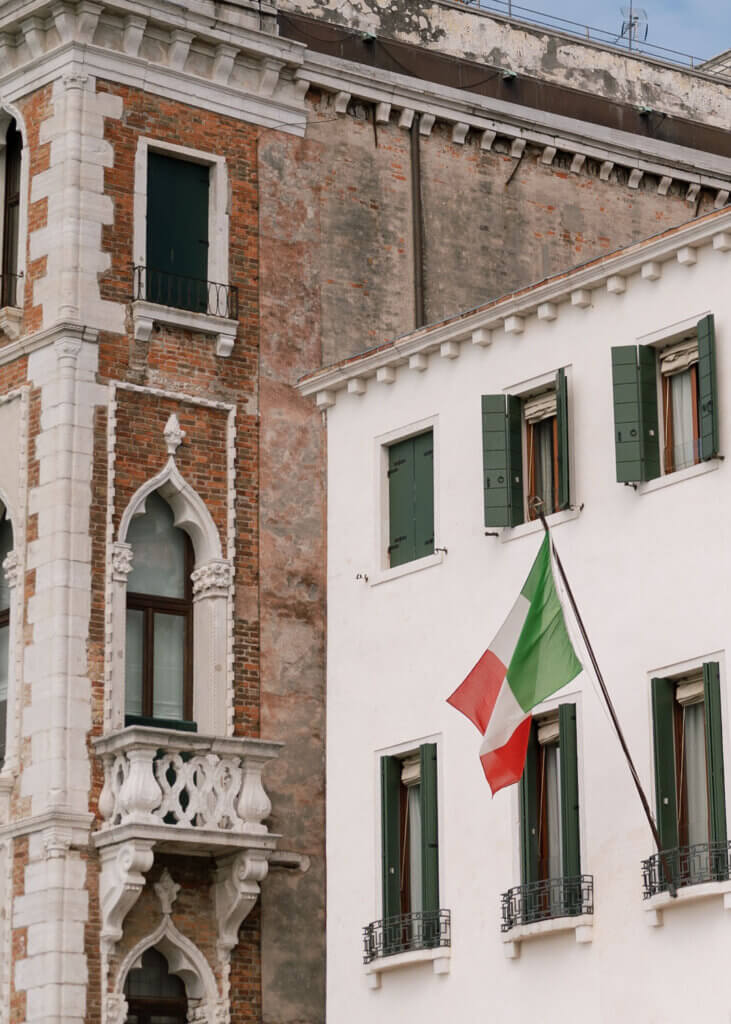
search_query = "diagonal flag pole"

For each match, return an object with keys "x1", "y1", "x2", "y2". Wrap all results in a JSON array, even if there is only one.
[{"x1": 537, "y1": 506, "x2": 677, "y2": 897}]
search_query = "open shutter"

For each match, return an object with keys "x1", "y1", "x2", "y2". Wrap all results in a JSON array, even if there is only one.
[
  {"x1": 388, "y1": 438, "x2": 415, "y2": 567},
  {"x1": 414, "y1": 432, "x2": 435, "y2": 560},
  {"x1": 703, "y1": 661, "x2": 727, "y2": 847},
  {"x1": 697, "y1": 314, "x2": 719, "y2": 461},
  {"x1": 611, "y1": 346, "x2": 660, "y2": 483},
  {"x1": 556, "y1": 368, "x2": 570, "y2": 511},
  {"x1": 380, "y1": 756, "x2": 401, "y2": 923},
  {"x1": 651, "y1": 677, "x2": 678, "y2": 856},
  {"x1": 559, "y1": 703, "x2": 581, "y2": 880},
  {"x1": 507, "y1": 395, "x2": 524, "y2": 526},
  {"x1": 420, "y1": 743, "x2": 440, "y2": 946},
  {"x1": 482, "y1": 395, "x2": 510, "y2": 527},
  {"x1": 519, "y1": 721, "x2": 539, "y2": 886}
]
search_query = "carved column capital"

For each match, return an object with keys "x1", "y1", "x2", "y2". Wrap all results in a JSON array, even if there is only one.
[
  {"x1": 192, "y1": 558, "x2": 233, "y2": 600},
  {"x1": 111, "y1": 541, "x2": 133, "y2": 582},
  {"x1": 2, "y1": 550, "x2": 19, "y2": 589},
  {"x1": 99, "y1": 840, "x2": 155, "y2": 953},
  {"x1": 211, "y1": 850, "x2": 270, "y2": 957}
]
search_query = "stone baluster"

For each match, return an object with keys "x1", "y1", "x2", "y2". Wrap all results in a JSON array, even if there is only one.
[
  {"x1": 118, "y1": 746, "x2": 162, "y2": 825},
  {"x1": 237, "y1": 754, "x2": 272, "y2": 834}
]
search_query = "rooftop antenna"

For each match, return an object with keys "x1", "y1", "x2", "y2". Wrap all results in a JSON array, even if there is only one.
[{"x1": 620, "y1": 4, "x2": 648, "y2": 51}]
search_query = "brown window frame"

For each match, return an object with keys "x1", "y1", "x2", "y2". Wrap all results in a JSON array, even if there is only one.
[
  {"x1": 126, "y1": 537, "x2": 194, "y2": 726},
  {"x1": 661, "y1": 363, "x2": 700, "y2": 476},
  {"x1": 2, "y1": 120, "x2": 22, "y2": 309},
  {"x1": 526, "y1": 414, "x2": 559, "y2": 521}
]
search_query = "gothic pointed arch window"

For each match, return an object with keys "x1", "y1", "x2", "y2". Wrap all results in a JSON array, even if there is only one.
[
  {"x1": 0, "y1": 509, "x2": 13, "y2": 767},
  {"x1": 125, "y1": 491, "x2": 194, "y2": 730},
  {"x1": 2, "y1": 118, "x2": 22, "y2": 308},
  {"x1": 124, "y1": 947, "x2": 188, "y2": 1024}
]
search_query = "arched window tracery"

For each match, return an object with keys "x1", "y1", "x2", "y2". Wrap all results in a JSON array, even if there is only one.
[{"x1": 123, "y1": 947, "x2": 188, "y2": 1024}]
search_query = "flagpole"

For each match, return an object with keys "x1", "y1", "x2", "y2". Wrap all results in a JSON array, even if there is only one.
[{"x1": 537, "y1": 508, "x2": 677, "y2": 897}]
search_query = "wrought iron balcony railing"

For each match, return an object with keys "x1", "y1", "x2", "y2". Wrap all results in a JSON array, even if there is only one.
[
  {"x1": 501, "y1": 875, "x2": 594, "y2": 932},
  {"x1": 133, "y1": 264, "x2": 238, "y2": 319},
  {"x1": 642, "y1": 841, "x2": 731, "y2": 898},
  {"x1": 362, "y1": 909, "x2": 451, "y2": 963}
]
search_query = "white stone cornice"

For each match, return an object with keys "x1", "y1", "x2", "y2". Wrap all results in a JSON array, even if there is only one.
[{"x1": 296, "y1": 209, "x2": 731, "y2": 400}]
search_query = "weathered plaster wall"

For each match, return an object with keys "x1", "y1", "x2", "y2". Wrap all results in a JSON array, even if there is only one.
[{"x1": 280, "y1": 0, "x2": 730, "y2": 129}]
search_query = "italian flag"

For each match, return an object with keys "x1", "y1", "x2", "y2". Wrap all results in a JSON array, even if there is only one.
[{"x1": 447, "y1": 534, "x2": 582, "y2": 795}]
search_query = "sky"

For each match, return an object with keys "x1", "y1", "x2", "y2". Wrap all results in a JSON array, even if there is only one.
[{"x1": 518, "y1": 0, "x2": 731, "y2": 63}]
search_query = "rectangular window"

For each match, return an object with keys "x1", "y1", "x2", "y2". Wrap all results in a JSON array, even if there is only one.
[
  {"x1": 1, "y1": 120, "x2": 22, "y2": 309},
  {"x1": 380, "y1": 744, "x2": 440, "y2": 954},
  {"x1": 387, "y1": 430, "x2": 434, "y2": 568},
  {"x1": 482, "y1": 368, "x2": 570, "y2": 528},
  {"x1": 651, "y1": 662, "x2": 727, "y2": 890},
  {"x1": 611, "y1": 315, "x2": 718, "y2": 484},
  {"x1": 146, "y1": 152, "x2": 210, "y2": 313}
]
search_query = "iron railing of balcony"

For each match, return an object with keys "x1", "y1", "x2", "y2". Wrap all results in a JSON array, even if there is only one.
[
  {"x1": 1, "y1": 272, "x2": 22, "y2": 309},
  {"x1": 362, "y1": 909, "x2": 451, "y2": 963},
  {"x1": 642, "y1": 841, "x2": 731, "y2": 898},
  {"x1": 501, "y1": 874, "x2": 593, "y2": 931},
  {"x1": 133, "y1": 265, "x2": 238, "y2": 319}
]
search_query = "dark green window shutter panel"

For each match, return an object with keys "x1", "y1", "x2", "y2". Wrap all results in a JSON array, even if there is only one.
[
  {"x1": 420, "y1": 743, "x2": 440, "y2": 925},
  {"x1": 507, "y1": 395, "x2": 524, "y2": 526},
  {"x1": 611, "y1": 346, "x2": 659, "y2": 483},
  {"x1": 380, "y1": 756, "x2": 401, "y2": 922},
  {"x1": 697, "y1": 314, "x2": 719, "y2": 461},
  {"x1": 388, "y1": 437, "x2": 415, "y2": 567},
  {"x1": 482, "y1": 395, "x2": 510, "y2": 527},
  {"x1": 558, "y1": 703, "x2": 581, "y2": 881},
  {"x1": 147, "y1": 153, "x2": 209, "y2": 311},
  {"x1": 703, "y1": 661, "x2": 727, "y2": 846},
  {"x1": 519, "y1": 721, "x2": 539, "y2": 886},
  {"x1": 651, "y1": 677, "x2": 678, "y2": 856},
  {"x1": 637, "y1": 345, "x2": 660, "y2": 481},
  {"x1": 414, "y1": 432, "x2": 435, "y2": 559},
  {"x1": 556, "y1": 367, "x2": 570, "y2": 511}
]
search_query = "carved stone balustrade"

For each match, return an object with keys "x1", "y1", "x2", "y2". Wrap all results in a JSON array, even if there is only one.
[{"x1": 93, "y1": 726, "x2": 282, "y2": 856}]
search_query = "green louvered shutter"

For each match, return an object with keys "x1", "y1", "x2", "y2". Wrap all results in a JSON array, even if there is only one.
[
  {"x1": 147, "y1": 153, "x2": 209, "y2": 312},
  {"x1": 507, "y1": 395, "x2": 524, "y2": 526},
  {"x1": 556, "y1": 367, "x2": 570, "y2": 511},
  {"x1": 651, "y1": 677, "x2": 678, "y2": 864},
  {"x1": 519, "y1": 721, "x2": 539, "y2": 886},
  {"x1": 559, "y1": 703, "x2": 581, "y2": 883},
  {"x1": 638, "y1": 345, "x2": 660, "y2": 481},
  {"x1": 414, "y1": 432, "x2": 435, "y2": 560},
  {"x1": 482, "y1": 395, "x2": 510, "y2": 527},
  {"x1": 420, "y1": 743, "x2": 440, "y2": 946},
  {"x1": 697, "y1": 315, "x2": 719, "y2": 461},
  {"x1": 380, "y1": 756, "x2": 401, "y2": 927},
  {"x1": 388, "y1": 437, "x2": 415, "y2": 567},
  {"x1": 703, "y1": 661, "x2": 727, "y2": 850}
]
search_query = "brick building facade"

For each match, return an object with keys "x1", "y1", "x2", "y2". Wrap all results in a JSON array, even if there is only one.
[{"x1": 0, "y1": 1, "x2": 727, "y2": 1023}]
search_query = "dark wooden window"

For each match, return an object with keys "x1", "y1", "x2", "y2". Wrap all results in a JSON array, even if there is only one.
[
  {"x1": 0, "y1": 511, "x2": 12, "y2": 768},
  {"x1": 2, "y1": 120, "x2": 22, "y2": 308},
  {"x1": 124, "y1": 948, "x2": 187, "y2": 1024},
  {"x1": 526, "y1": 415, "x2": 559, "y2": 519},
  {"x1": 125, "y1": 493, "x2": 194, "y2": 730}
]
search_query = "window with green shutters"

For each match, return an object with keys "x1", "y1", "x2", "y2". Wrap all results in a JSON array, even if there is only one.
[
  {"x1": 380, "y1": 743, "x2": 440, "y2": 952},
  {"x1": 482, "y1": 368, "x2": 571, "y2": 528},
  {"x1": 611, "y1": 315, "x2": 718, "y2": 484},
  {"x1": 650, "y1": 662, "x2": 727, "y2": 889},
  {"x1": 387, "y1": 431, "x2": 434, "y2": 568}
]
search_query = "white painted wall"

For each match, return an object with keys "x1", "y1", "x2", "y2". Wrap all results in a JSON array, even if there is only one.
[{"x1": 324, "y1": 233, "x2": 731, "y2": 1022}]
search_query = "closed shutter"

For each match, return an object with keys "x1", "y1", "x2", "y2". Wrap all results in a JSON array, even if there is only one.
[
  {"x1": 519, "y1": 720, "x2": 539, "y2": 886},
  {"x1": 697, "y1": 315, "x2": 719, "y2": 461},
  {"x1": 611, "y1": 346, "x2": 659, "y2": 483},
  {"x1": 482, "y1": 395, "x2": 524, "y2": 527},
  {"x1": 556, "y1": 368, "x2": 570, "y2": 511},
  {"x1": 147, "y1": 153, "x2": 209, "y2": 312},
  {"x1": 380, "y1": 756, "x2": 402, "y2": 924},
  {"x1": 420, "y1": 743, "x2": 440, "y2": 946},
  {"x1": 703, "y1": 661, "x2": 727, "y2": 847},
  {"x1": 638, "y1": 345, "x2": 661, "y2": 481},
  {"x1": 387, "y1": 431, "x2": 434, "y2": 567},
  {"x1": 651, "y1": 677, "x2": 678, "y2": 857},
  {"x1": 414, "y1": 433, "x2": 435, "y2": 559},
  {"x1": 559, "y1": 703, "x2": 581, "y2": 881}
]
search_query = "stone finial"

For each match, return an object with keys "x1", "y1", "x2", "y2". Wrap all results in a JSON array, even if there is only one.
[
  {"x1": 164, "y1": 413, "x2": 185, "y2": 456},
  {"x1": 154, "y1": 869, "x2": 181, "y2": 916}
]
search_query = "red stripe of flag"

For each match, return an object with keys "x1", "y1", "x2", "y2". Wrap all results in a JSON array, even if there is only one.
[
  {"x1": 479, "y1": 716, "x2": 533, "y2": 796},
  {"x1": 446, "y1": 648, "x2": 507, "y2": 733}
]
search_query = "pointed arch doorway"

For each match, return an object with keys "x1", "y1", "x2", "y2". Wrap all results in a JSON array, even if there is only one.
[{"x1": 124, "y1": 947, "x2": 188, "y2": 1024}]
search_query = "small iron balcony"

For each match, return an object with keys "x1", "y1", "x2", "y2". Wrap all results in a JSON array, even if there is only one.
[
  {"x1": 501, "y1": 875, "x2": 594, "y2": 932},
  {"x1": 642, "y1": 841, "x2": 731, "y2": 898},
  {"x1": 362, "y1": 909, "x2": 451, "y2": 964},
  {"x1": 133, "y1": 264, "x2": 238, "y2": 319}
]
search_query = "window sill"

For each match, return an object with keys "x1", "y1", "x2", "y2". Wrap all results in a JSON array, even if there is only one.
[
  {"x1": 0, "y1": 305, "x2": 22, "y2": 341},
  {"x1": 637, "y1": 458, "x2": 721, "y2": 495},
  {"x1": 644, "y1": 880, "x2": 731, "y2": 927},
  {"x1": 502, "y1": 914, "x2": 593, "y2": 959},
  {"x1": 364, "y1": 946, "x2": 451, "y2": 989},
  {"x1": 369, "y1": 550, "x2": 444, "y2": 587},
  {"x1": 131, "y1": 299, "x2": 238, "y2": 357},
  {"x1": 495, "y1": 506, "x2": 581, "y2": 544}
]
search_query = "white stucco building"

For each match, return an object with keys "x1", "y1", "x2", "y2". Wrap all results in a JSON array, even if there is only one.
[{"x1": 300, "y1": 207, "x2": 731, "y2": 1023}]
